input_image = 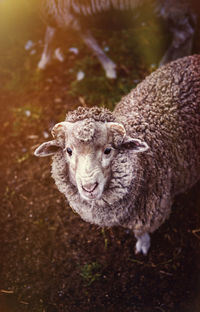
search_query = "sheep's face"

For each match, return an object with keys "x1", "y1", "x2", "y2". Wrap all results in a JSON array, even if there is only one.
[{"x1": 34, "y1": 119, "x2": 149, "y2": 201}]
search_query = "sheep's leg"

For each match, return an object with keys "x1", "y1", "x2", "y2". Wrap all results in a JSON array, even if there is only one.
[
  {"x1": 81, "y1": 31, "x2": 117, "y2": 79},
  {"x1": 38, "y1": 25, "x2": 63, "y2": 70},
  {"x1": 134, "y1": 232, "x2": 151, "y2": 255},
  {"x1": 159, "y1": 15, "x2": 195, "y2": 67}
]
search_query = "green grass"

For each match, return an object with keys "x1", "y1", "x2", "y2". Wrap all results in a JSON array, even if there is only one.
[
  {"x1": 68, "y1": 16, "x2": 165, "y2": 108},
  {"x1": 80, "y1": 262, "x2": 102, "y2": 286}
]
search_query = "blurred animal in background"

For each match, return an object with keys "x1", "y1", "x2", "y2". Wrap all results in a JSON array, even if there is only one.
[{"x1": 38, "y1": 0, "x2": 196, "y2": 78}]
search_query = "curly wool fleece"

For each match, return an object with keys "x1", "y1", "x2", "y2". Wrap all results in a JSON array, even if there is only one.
[
  {"x1": 66, "y1": 106, "x2": 116, "y2": 123},
  {"x1": 51, "y1": 55, "x2": 200, "y2": 236}
]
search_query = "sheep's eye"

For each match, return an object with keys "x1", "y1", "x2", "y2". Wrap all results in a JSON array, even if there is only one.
[
  {"x1": 104, "y1": 147, "x2": 112, "y2": 155},
  {"x1": 66, "y1": 147, "x2": 72, "y2": 156}
]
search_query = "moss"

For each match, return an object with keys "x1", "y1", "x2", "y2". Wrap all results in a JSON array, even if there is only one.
[
  {"x1": 69, "y1": 52, "x2": 145, "y2": 110},
  {"x1": 68, "y1": 16, "x2": 165, "y2": 108},
  {"x1": 10, "y1": 103, "x2": 43, "y2": 138},
  {"x1": 80, "y1": 262, "x2": 102, "y2": 286},
  {"x1": 16, "y1": 152, "x2": 30, "y2": 164}
]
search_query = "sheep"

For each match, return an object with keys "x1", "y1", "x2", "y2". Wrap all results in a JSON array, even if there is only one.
[
  {"x1": 38, "y1": 0, "x2": 196, "y2": 78},
  {"x1": 34, "y1": 55, "x2": 200, "y2": 255}
]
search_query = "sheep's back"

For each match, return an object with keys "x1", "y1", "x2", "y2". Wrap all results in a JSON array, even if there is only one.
[{"x1": 114, "y1": 55, "x2": 200, "y2": 194}]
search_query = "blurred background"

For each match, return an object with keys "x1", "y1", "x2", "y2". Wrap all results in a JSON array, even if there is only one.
[{"x1": 0, "y1": 0, "x2": 200, "y2": 311}]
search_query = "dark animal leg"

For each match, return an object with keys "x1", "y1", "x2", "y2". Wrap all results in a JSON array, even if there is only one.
[
  {"x1": 81, "y1": 31, "x2": 117, "y2": 79},
  {"x1": 159, "y1": 14, "x2": 196, "y2": 66}
]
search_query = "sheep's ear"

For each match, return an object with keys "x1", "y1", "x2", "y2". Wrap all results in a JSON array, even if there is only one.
[
  {"x1": 34, "y1": 140, "x2": 60, "y2": 157},
  {"x1": 106, "y1": 122, "x2": 126, "y2": 137},
  {"x1": 121, "y1": 137, "x2": 149, "y2": 153},
  {"x1": 106, "y1": 122, "x2": 126, "y2": 146},
  {"x1": 51, "y1": 121, "x2": 73, "y2": 146},
  {"x1": 51, "y1": 122, "x2": 68, "y2": 139},
  {"x1": 107, "y1": 122, "x2": 149, "y2": 152}
]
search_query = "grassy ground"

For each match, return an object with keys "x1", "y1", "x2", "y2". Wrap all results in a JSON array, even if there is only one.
[{"x1": 0, "y1": 1, "x2": 200, "y2": 311}]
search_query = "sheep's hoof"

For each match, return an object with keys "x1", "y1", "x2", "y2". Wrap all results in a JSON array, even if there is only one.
[
  {"x1": 135, "y1": 233, "x2": 151, "y2": 256},
  {"x1": 37, "y1": 54, "x2": 52, "y2": 70},
  {"x1": 106, "y1": 69, "x2": 117, "y2": 79},
  {"x1": 104, "y1": 63, "x2": 117, "y2": 79},
  {"x1": 37, "y1": 60, "x2": 49, "y2": 70},
  {"x1": 54, "y1": 48, "x2": 65, "y2": 62}
]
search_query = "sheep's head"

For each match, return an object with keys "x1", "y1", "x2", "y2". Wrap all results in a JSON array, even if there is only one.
[{"x1": 34, "y1": 118, "x2": 149, "y2": 201}]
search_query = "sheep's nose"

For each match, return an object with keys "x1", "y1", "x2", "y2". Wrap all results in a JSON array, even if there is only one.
[{"x1": 82, "y1": 182, "x2": 98, "y2": 193}]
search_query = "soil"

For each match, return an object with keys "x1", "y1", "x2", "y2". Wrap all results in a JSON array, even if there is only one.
[{"x1": 0, "y1": 1, "x2": 200, "y2": 312}]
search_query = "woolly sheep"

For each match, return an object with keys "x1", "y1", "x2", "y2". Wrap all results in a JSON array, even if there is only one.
[
  {"x1": 35, "y1": 55, "x2": 200, "y2": 255},
  {"x1": 38, "y1": 0, "x2": 195, "y2": 78}
]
